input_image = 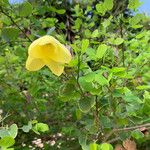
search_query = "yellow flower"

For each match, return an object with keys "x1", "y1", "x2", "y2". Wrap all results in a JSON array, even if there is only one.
[{"x1": 26, "y1": 35, "x2": 72, "y2": 76}]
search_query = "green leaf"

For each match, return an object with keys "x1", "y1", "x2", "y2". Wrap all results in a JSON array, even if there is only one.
[
  {"x1": 8, "y1": 124, "x2": 18, "y2": 138},
  {"x1": 0, "y1": 136, "x2": 15, "y2": 148},
  {"x1": 59, "y1": 82, "x2": 79, "y2": 102},
  {"x1": 56, "y1": 9, "x2": 66, "y2": 14},
  {"x1": 49, "y1": 6, "x2": 66, "y2": 14},
  {"x1": 84, "y1": 72, "x2": 96, "y2": 82},
  {"x1": 19, "y1": 2, "x2": 32, "y2": 17},
  {"x1": 100, "y1": 116, "x2": 112, "y2": 128},
  {"x1": 90, "y1": 143, "x2": 97, "y2": 150},
  {"x1": 76, "y1": 109, "x2": 82, "y2": 120},
  {"x1": 33, "y1": 123, "x2": 49, "y2": 134},
  {"x1": 113, "y1": 38, "x2": 124, "y2": 45},
  {"x1": 104, "y1": 0, "x2": 113, "y2": 10},
  {"x1": 47, "y1": 27, "x2": 56, "y2": 35},
  {"x1": 82, "y1": 39, "x2": 89, "y2": 53},
  {"x1": 136, "y1": 85, "x2": 150, "y2": 90},
  {"x1": 0, "y1": 130, "x2": 10, "y2": 138},
  {"x1": 96, "y1": 44, "x2": 107, "y2": 59},
  {"x1": 100, "y1": 143, "x2": 113, "y2": 150},
  {"x1": 96, "y1": 3, "x2": 106, "y2": 15},
  {"x1": 129, "y1": 14, "x2": 143, "y2": 26},
  {"x1": 131, "y1": 130, "x2": 144, "y2": 140},
  {"x1": 79, "y1": 134, "x2": 89, "y2": 150},
  {"x1": 1, "y1": 28, "x2": 19, "y2": 41},
  {"x1": 86, "y1": 48, "x2": 96, "y2": 60},
  {"x1": 21, "y1": 121, "x2": 32, "y2": 133},
  {"x1": 92, "y1": 29, "x2": 99, "y2": 38},
  {"x1": 78, "y1": 96, "x2": 95, "y2": 113},
  {"x1": 111, "y1": 67, "x2": 126, "y2": 73},
  {"x1": 79, "y1": 77, "x2": 95, "y2": 92},
  {"x1": 128, "y1": 0, "x2": 141, "y2": 9},
  {"x1": 95, "y1": 74, "x2": 108, "y2": 86}
]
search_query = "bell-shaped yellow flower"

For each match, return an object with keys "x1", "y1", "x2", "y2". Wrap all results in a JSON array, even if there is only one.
[{"x1": 26, "y1": 35, "x2": 72, "y2": 76}]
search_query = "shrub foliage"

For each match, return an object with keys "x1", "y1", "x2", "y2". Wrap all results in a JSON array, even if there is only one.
[{"x1": 0, "y1": 0, "x2": 150, "y2": 149}]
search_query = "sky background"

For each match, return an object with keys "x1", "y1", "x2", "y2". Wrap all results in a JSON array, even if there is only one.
[
  {"x1": 8, "y1": 0, "x2": 150, "y2": 15},
  {"x1": 139, "y1": 0, "x2": 150, "y2": 14}
]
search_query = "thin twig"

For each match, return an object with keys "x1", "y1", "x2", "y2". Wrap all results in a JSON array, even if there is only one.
[
  {"x1": 0, "y1": 6, "x2": 32, "y2": 42},
  {"x1": 120, "y1": 17, "x2": 125, "y2": 67},
  {"x1": 103, "y1": 123, "x2": 150, "y2": 142},
  {"x1": 76, "y1": 53, "x2": 84, "y2": 95},
  {"x1": 95, "y1": 95, "x2": 99, "y2": 126}
]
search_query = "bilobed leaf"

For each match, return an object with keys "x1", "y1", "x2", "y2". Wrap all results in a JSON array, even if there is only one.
[
  {"x1": 33, "y1": 123, "x2": 49, "y2": 134},
  {"x1": 96, "y1": 3, "x2": 106, "y2": 15},
  {"x1": 104, "y1": 0, "x2": 113, "y2": 10},
  {"x1": 84, "y1": 72, "x2": 95, "y2": 82},
  {"x1": 8, "y1": 124, "x2": 18, "y2": 138},
  {"x1": 79, "y1": 77, "x2": 95, "y2": 92},
  {"x1": 0, "y1": 129, "x2": 10, "y2": 138},
  {"x1": 78, "y1": 96, "x2": 95, "y2": 113},
  {"x1": 128, "y1": 0, "x2": 141, "y2": 9},
  {"x1": 129, "y1": 14, "x2": 143, "y2": 26},
  {"x1": 1, "y1": 27, "x2": 19, "y2": 41},
  {"x1": 96, "y1": 44, "x2": 107, "y2": 59},
  {"x1": 86, "y1": 48, "x2": 96, "y2": 60},
  {"x1": 90, "y1": 143, "x2": 97, "y2": 150},
  {"x1": 56, "y1": 9, "x2": 66, "y2": 14},
  {"x1": 102, "y1": 16, "x2": 112, "y2": 28},
  {"x1": 95, "y1": 74, "x2": 108, "y2": 86},
  {"x1": 19, "y1": 2, "x2": 32, "y2": 17},
  {"x1": 21, "y1": 121, "x2": 32, "y2": 133},
  {"x1": 131, "y1": 130, "x2": 144, "y2": 140},
  {"x1": 136, "y1": 85, "x2": 150, "y2": 90},
  {"x1": 113, "y1": 38, "x2": 124, "y2": 45},
  {"x1": 111, "y1": 67, "x2": 126, "y2": 73},
  {"x1": 92, "y1": 29, "x2": 99, "y2": 38},
  {"x1": 0, "y1": 136, "x2": 15, "y2": 148},
  {"x1": 82, "y1": 39, "x2": 89, "y2": 53},
  {"x1": 79, "y1": 134, "x2": 89, "y2": 150},
  {"x1": 100, "y1": 143, "x2": 113, "y2": 150}
]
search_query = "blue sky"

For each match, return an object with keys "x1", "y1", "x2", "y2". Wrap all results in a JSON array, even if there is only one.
[
  {"x1": 8, "y1": 0, "x2": 150, "y2": 15},
  {"x1": 139, "y1": 0, "x2": 150, "y2": 14}
]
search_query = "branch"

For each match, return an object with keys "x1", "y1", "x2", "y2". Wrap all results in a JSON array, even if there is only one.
[
  {"x1": 103, "y1": 123, "x2": 150, "y2": 142},
  {"x1": 120, "y1": 17, "x2": 125, "y2": 67},
  {"x1": 76, "y1": 53, "x2": 84, "y2": 95},
  {"x1": 95, "y1": 95, "x2": 100, "y2": 126},
  {"x1": 0, "y1": 6, "x2": 32, "y2": 42}
]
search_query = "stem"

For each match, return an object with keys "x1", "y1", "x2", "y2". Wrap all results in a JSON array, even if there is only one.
[
  {"x1": 95, "y1": 96, "x2": 99, "y2": 125},
  {"x1": 103, "y1": 123, "x2": 150, "y2": 142},
  {"x1": 0, "y1": 6, "x2": 32, "y2": 42},
  {"x1": 107, "y1": 86, "x2": 115, "y2": 114},
  {"x1": 76, "y1": 53, "x2": 84, "y2": 95},
  {"x1": 120, "y1": 18, "x2": 125, "y2": 67}
]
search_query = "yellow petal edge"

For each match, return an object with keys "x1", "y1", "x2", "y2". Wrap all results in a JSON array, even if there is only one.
[{"x1": 26, "y1": 35, "x2": 72, "y2": 76}]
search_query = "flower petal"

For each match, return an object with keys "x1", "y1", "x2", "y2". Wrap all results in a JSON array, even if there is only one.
[
  {"x1": 48, "y1": 36, "x2": 72, "y2": 63},
  {"x1": 28, "y1": 42, "x2": 56, "y2": 59},
  {"x1": 26, "y1": 56, "x2": 45, "y2": 71},
  {"x1": 46, "y1": 59, "x2": 64, "y2": 76},
  {"x1": 28, "y1": 35, "x2": 72, "y2": 63}
]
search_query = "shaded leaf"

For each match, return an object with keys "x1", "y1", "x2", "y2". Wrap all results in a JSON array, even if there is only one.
[
  {"x1": 1, "y1": 27, "x2": 19, "y2": 41},
  {"x1": 19, "y1": 2, "x2": 32, "y2": 17},
  {"x1": 78, "y1": 96, "x2": 95, "y2": 113}
]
